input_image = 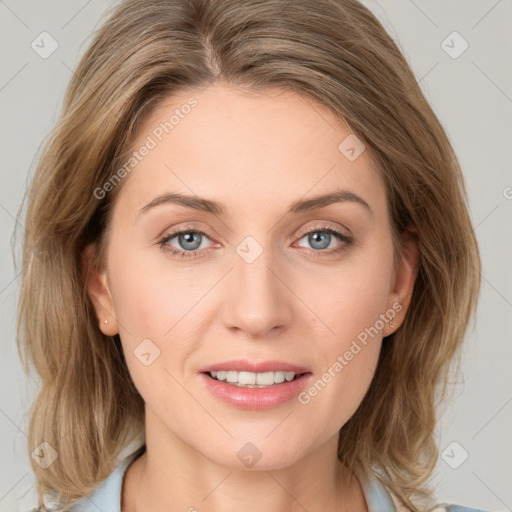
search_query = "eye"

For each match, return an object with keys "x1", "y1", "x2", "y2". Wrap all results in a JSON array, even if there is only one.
[
  {"x1": 294, "y1": 224, "x2": 353, "y2": 256},
  {"x1": 157, "y1": 226, "x2": 213, "y2": 259},
  {"x1": 157, "y1": 223, "x2": 353, "y2": 260}
]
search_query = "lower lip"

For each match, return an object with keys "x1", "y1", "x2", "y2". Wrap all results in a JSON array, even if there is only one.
[{"x1": 199, "y1": 372, "x2": 313, "y2": 410}]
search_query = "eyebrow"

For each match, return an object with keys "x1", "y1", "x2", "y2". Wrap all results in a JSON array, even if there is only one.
[{"x1": 139, "y1": 189, "x2": 372, "y2": 217}]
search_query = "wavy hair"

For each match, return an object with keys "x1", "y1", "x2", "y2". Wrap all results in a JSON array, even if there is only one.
[{"x1": 15, "y1": 0, "x2": 481, "y2": 510}]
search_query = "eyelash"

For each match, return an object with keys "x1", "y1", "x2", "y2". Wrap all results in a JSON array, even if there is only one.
[{"x1": 157, "y1": 224, "x2": 353, "y2": 260}]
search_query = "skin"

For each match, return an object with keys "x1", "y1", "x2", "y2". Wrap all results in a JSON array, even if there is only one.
[{"x1": 84, "y1": 83, "x2": 418, "y2": 512}]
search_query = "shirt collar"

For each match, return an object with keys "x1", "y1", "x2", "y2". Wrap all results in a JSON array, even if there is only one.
[{"x1": 67, "y1": 452, "x2": 397, "y2": 512}]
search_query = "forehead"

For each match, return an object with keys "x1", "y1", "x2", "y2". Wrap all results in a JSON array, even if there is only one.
[{"x1": 113, "y1": 84, "x2": 386, "y2": 220}]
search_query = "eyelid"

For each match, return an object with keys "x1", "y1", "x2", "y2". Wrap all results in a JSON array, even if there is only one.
[
  {"x1": 296, "y1": 222, "x2": 352, "y2": 239},
  {"x1": 158, "y1": 221, "x2": 351, "y2": 243},
  {"x1": 158, "y1": 223, "x2": 218, "y2": 243},
  {"x1": 157, "y1": 221, "x2": 354, "y2": 259}
]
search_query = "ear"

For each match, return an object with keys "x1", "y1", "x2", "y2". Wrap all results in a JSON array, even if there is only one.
[
  {"x1": 382, "y1": 226, "x2": 419, "y2": 337},
  {"x1": 81, "y1": 243, "x2": 119, "y2": 336}
]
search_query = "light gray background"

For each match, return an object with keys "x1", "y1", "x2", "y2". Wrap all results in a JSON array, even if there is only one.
[{"x1": 1, "y1": 1, "x2": 511, "y2": 510}]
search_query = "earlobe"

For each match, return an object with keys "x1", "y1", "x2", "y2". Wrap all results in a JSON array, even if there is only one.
[
  {"x1": 81, "y1": 243, "x2": 119, "y2": 336},
  {"x1": 383, "y1": 227, "x2": 419, "y2": 337}
]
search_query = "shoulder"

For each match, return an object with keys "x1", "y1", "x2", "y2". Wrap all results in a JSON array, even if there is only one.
[
  {"x1": 70, "y1": 453, "x2": 136, "y2": 511},
  {"x1": 26, "y1": 451, "x2": 139, "y2": 512},
  {"x1": 372, "y1": 472, "x2": 497, "y2": 512},
  {"x1": 436, "y1": 505, "x2": 498, "y2": 512},
  {"x1": 389, "y1": 490, "x2": 497, "y2": 512},
  {"x1": 389, "y1": 489, "x2": 497, "y2": 512}
]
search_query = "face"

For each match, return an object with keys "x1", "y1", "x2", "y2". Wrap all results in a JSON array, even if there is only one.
[{"x1": 85, "y1": 84, "x2": 417, "y2": 470}]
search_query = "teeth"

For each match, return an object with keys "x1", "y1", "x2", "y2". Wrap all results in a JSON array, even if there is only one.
[{"x1": 209, "y1": 370, "x2": 298, "y2": 386}]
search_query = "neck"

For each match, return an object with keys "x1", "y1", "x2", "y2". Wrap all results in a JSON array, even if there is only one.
[{"x1": 121, "y1": 410, "x2": 368, "y2": 512}]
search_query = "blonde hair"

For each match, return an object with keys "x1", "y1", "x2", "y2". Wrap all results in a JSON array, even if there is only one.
[{"x1": 15, "y1": 0, "x2": 481, "y2": 510}]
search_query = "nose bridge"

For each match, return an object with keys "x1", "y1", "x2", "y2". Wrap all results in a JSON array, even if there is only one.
[{"x1": 222, "y1": 237, "x2": 291, "y2": 336}]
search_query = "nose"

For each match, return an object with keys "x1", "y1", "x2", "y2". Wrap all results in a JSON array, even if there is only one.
[{"x1": 222, "y1": 244, "x2": 294, "y2": 339}]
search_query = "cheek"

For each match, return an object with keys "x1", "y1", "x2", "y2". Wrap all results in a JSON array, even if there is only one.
[
  {"x1": 109, "y1": 248, "x2": 205, "y2": 340},
  {"x1": 306, "y1": 247, "x2": 393, "y2": 348},
  {"x1": 110, "y1": 270, "x2": 168, "y2": 338},
  {"x1": 295, "y1": 248, "x2": 392, "y2": 423},
  {"x1": 298, "y1": 283, "x2": 384, "y2": 435},
  {"x1": 107, "y1": 250, "x2": 216, "y2": 395}
]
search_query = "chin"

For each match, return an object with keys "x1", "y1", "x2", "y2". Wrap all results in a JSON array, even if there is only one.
[{"x1": 198, "y1": 432, "x2": 311, "y2": 471}]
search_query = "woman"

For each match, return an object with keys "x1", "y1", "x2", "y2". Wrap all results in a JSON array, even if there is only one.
[{"x1": 16, "y1": 0, "x2": 489, "y2": 510}]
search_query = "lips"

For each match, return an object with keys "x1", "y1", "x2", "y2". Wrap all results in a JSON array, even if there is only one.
[
  {"x1": 199, "y1": 371, "x2": 313, "y2": 409},
  {"x1": 198, "y1": 359, "x2": 311, "y2": 374}
]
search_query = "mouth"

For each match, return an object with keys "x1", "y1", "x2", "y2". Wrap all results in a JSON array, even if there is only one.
[
  {"x1": 199, "y1": 368, "x2": 314, "y2": 409},
  {"x1": 203, "y1": 370, "x2": 309, "y2": 388}
]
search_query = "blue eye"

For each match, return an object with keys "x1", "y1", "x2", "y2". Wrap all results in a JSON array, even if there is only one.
[
  {"x1": 297, "y1": 227, "x2": 351, "y2": 251},
  {"x1": 158, "y1": 227, "x2": 212, "y2": 259},
  {"x1": 158, "y1": 224, "x2": 353, "y2": 260}
]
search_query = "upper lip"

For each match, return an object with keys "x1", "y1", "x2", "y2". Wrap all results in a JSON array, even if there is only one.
[{"x1": 199, "y1": 359, "x2": 311, "y2": 374}]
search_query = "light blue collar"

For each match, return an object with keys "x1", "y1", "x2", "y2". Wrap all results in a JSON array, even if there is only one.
[
  {"x1": 358, "y1": 466, "x2": 397, "y2": 511},
  {"x1": 68, "y1": 452, "x2": 396, "y2": 511}
]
